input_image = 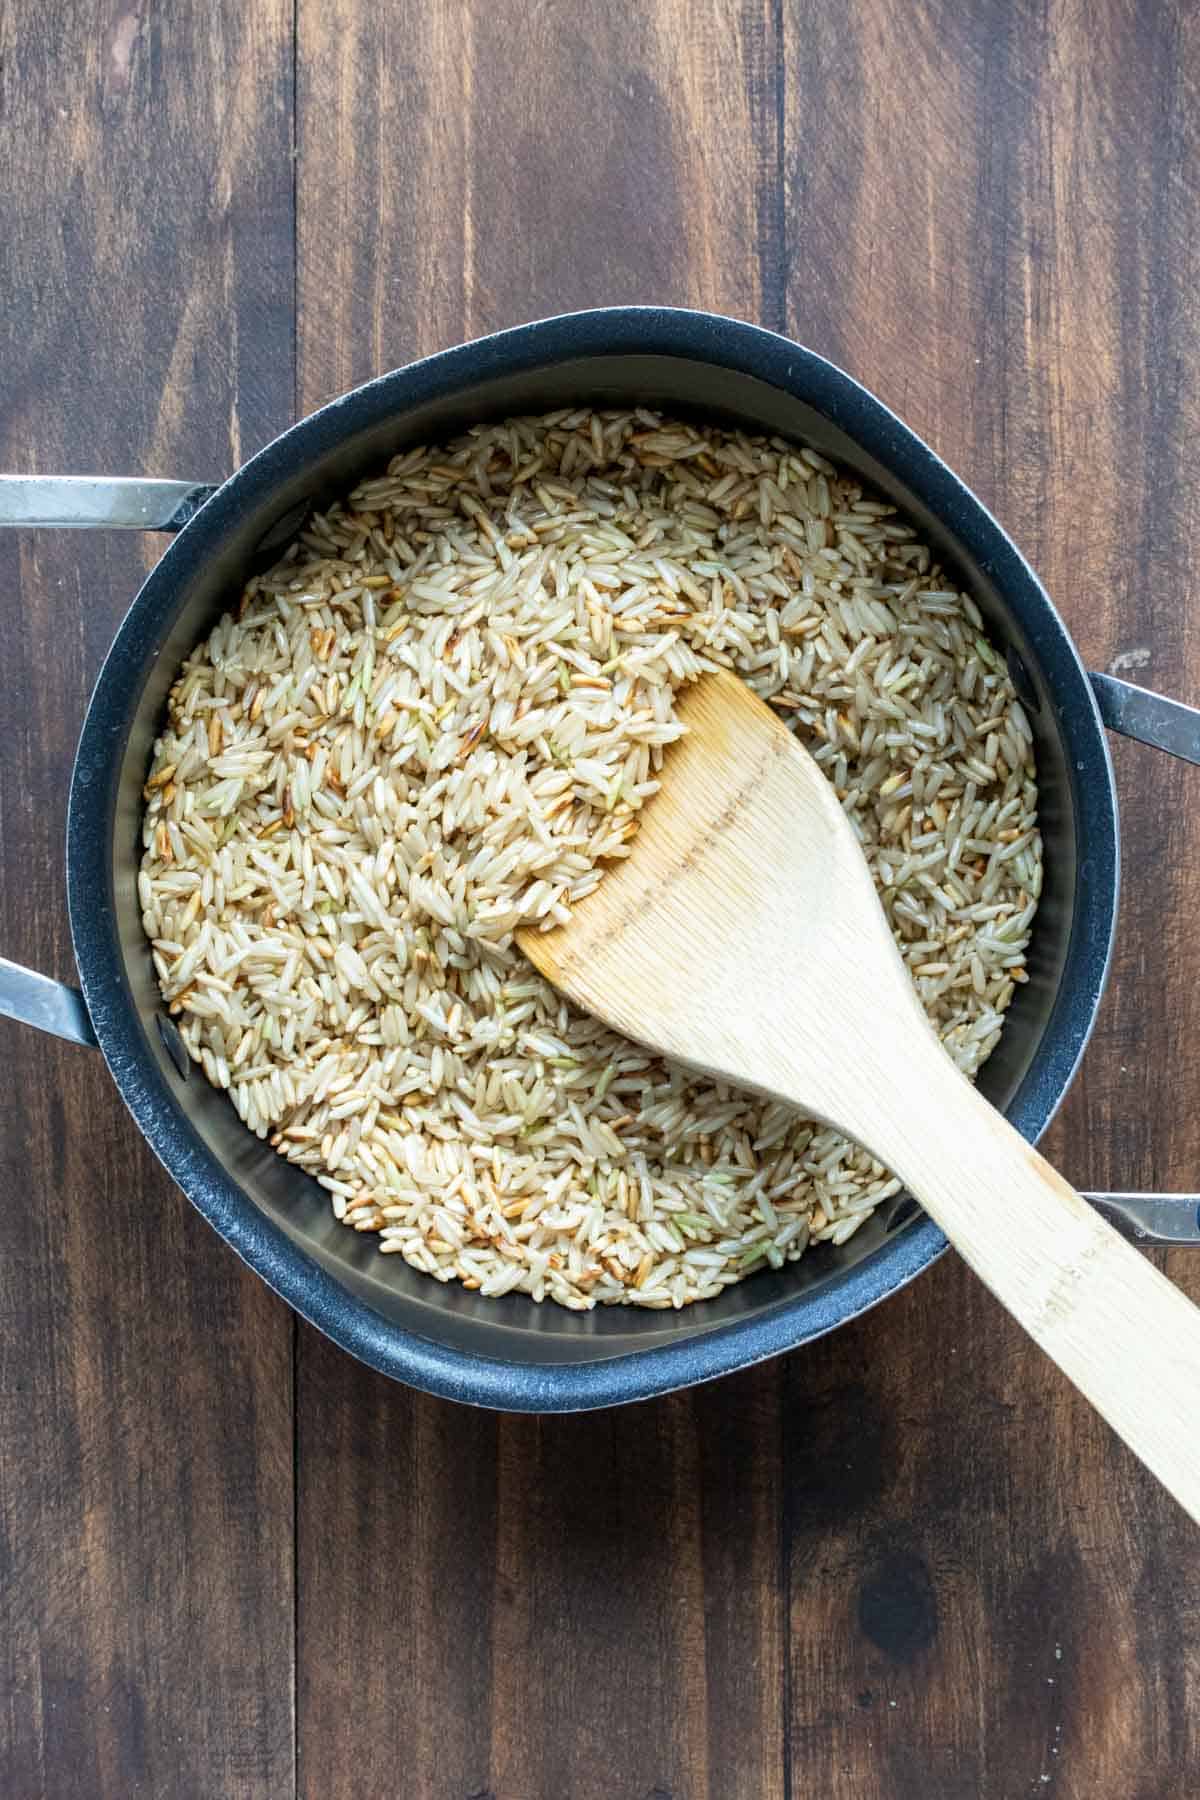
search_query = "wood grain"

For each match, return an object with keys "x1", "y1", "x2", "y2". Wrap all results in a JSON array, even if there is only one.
[
  {"x1": 295, "y1": 0, "x2": 784, "y2": 390},
  {"x1": 4, "y1": 0, "x2": 1200, "y2": 1794},
  {"x1": 0, "y1": 5, "x2": 296, "y2": 1796}
]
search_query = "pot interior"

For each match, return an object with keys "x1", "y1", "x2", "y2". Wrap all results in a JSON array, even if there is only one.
[{"x1": 82, "y1": 322, "x2": 1114, "y2": 1372}]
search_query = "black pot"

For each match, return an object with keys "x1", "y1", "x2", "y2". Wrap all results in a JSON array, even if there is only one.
[{"x1": 3, "y1": 307, "x2": 1198, "y2": 1410}]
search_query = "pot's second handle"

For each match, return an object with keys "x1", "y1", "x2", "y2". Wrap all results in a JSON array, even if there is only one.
[
  {"x1": 1084, "y1": 667, "x2": 1200, "y2": 1241},
  {"x1": 0, "y1": 475, "x2": 217, "y2": 532},
  {"x1": 0, "y1": 473, "x2": 217, "y2": 1049},
  {"x1": 1090, "y1": 671, "x2": 1200, "y2": 765},
  {"x1": 0, "y1": 958, "x2": 95, "y2": 1047},
  {"x1": 1086, "y1": 1193, "x2": 1200, "y2": 1243}
]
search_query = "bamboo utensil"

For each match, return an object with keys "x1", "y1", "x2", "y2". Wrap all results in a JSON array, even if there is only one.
[{"x1": 520, "y1": 670, "x2": 1200, "y2": 1522}]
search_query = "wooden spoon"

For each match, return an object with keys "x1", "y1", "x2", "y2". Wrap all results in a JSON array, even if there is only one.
[{"x1": 519, "y1": 669, "x2": 1200, "y2": 1523}]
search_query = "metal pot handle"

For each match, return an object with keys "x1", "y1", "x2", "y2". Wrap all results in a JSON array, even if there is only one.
[
  {"x1": 1090, "y1": 671, "x2": 1200, "y2": 765},
  {"x1": 0, "y1": 958, "x2": 96, "y2": 1047},
  {"x1": 1082, "y1": 669, "x2": 1200, "y2": 1238},
  {"x1": 0, "y1": 475, "x2": 218, "y2": 531},
  {"x1": 0, "y1": 475, "x2": 216, "y2": 1048}
]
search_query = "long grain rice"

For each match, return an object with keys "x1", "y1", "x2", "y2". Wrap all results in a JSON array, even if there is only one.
[{"x1": 139, "y1": 411, "x2": 1042, "y2": 1310}]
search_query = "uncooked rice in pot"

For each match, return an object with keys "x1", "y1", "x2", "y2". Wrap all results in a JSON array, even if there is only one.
[{"x1": 139, "y1": 410, "x2": 1041, "y2": 1311}]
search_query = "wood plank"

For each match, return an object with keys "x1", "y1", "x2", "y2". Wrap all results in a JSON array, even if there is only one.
[
  {"x1": 779, "y1": 0, "x2": 1200, "y2": 1792},
  {"x1": 0, "y1": 5, "x2": 297, "y2": 1795},
  {"x1": 295, "y1": 1353, "x2": 786, "y2": 1800},
  {"x1": 293, "y1": 3, "x2": 785, "y2": 1796},
  {"x1": 487, "y1": 1378, "x2": 785, "y2": 1800},
  {"x1": 296, "y1": 0, "x2": 785, "y2": 391}
]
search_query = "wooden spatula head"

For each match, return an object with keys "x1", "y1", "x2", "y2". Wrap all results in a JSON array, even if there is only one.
[{"x1": 518, "y1": 668, "x2": 932, "y2": 1138}]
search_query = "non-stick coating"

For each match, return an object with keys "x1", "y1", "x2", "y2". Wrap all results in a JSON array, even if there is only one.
[{"x1": 66, "y1": 310, "x2": 1119, "y2": 1409}]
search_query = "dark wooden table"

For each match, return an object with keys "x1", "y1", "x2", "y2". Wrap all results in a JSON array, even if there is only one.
[{"x1": 3, "y1": 3, "x2": 1200, "y2": 1794}]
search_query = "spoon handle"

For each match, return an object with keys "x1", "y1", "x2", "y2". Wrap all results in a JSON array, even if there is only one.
[{"x1": 864, "y1": 1049, "x2": 1200, "y2": 1525}]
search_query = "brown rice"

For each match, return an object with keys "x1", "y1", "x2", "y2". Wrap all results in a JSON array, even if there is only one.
[{"x1": 138, "y1": 410, "x2": 1041, "y2": 1310}]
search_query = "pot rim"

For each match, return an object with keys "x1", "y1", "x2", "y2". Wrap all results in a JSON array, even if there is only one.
[{"x1": 66, "y1": 306, "x2": 1119, "y2": 1409}]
